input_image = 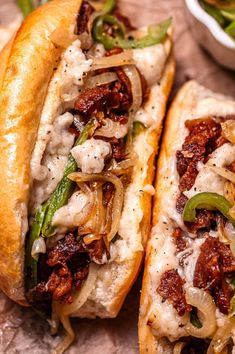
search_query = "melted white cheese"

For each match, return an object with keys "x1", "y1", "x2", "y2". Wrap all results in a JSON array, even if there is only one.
[
  {"x1": 30, "y1": 40, "x2": 93, "y2": 213},
  {"x1": 52, "y1": 191, "x2": 88, "y2": 228},
  {"x1": 133, "y1": 43, "x2": 167, "y2": 87},
  {"x1": 71, "y1": 138, "x2": 111, "y2": 174},
  {"x1": 30, "y1": 113, "x2": 75, "y2": 214},
  {"x1": 60, "y1": 39, "x2": 93, "y2": 103},
  {"x1": 147, "y1": 82, "x2": 235, "y2": 342},
  {"x1": 184, "y1": 143, "x2": 235, "y2": 200}
]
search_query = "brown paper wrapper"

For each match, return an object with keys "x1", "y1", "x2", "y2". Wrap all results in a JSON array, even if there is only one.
[{"x1": 0, "y1": 0, "x2": 235, "y2": 352}]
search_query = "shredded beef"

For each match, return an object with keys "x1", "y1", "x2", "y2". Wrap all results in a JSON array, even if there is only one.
[
  {"x1": 47, "y1": 264, "x2": 73, "y2": 304},
  {"x1": 85, "y1": 238, "x2": 107, "y2": 263},
  {"x1": 172, "y1": 228, "x2": 187, "y2": 252},
  {"x1": 74, "y1": 87, "x2": 122, "y2": 115},
  {"x1": 76, "y1": 0, "x2": 94, "y2": 35},
  {"x1": 47, "y1": 233, "x2": 85, "y2": 267},
  {"x1": 194, "y1": 236, "x2": 235, "y2": 314},
  {"x1": 74, "y1": 265, "x2": 89, "y2": 290},
  {"x1": 157, "y1": 269, "x2": 192, "y2": 316},
  {"x1": 185, "y1": 210, "x2": 214, "y2": 233},
  {"x1": 213, "y1": 280, "x2": 234, "y2": 315},
  {"x1": 114, "y1": 67, "x2": 132, "y2": 103},
  {"x1": 35, "y1": 234, "x2": 90, "y2": 303},
  {"x1": 111, "y1": 141, "x2": 125, "y2": 161},
  {"x1": 176, "y1": 193, "x2": 188, "y2": 214},
  {"x1": 176, "y1": 118, "x2": 222, "y2": 192}
]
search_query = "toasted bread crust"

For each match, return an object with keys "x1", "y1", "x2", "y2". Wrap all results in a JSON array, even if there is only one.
[
  {"x1": 0, "y1": 0, "x2": 82, "y2": 304},
  {"x1": 138, "y1": 80, "x2": 234, "y2": 353}
]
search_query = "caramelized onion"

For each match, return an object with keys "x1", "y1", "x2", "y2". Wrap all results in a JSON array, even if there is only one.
[
  {"x1": 123, "y1": 65, "x2": 142, "y2": 115},
  {"x1": 50, "y1": 28, "x2": 78, "y2": 48},
  {"x1": 224, "y1": 181, "x2": 235, "y2": 205},
  {"x1": 61, "y1": 263, "x2": 98, "y2": 316},
  {"x1": 94, "y1": 118, "x2": 128, "y2": 139},
  {"x1": 209, "y1": 165, "x2": 235, "y2": 184},
  {"x1": 123, "y1": 65, "x2": 142, "y2": 153},
  {"x1": 52, "y1": 302, "x2": 75, "y2": 354},
  {"x1": 31, "y1": 237, "x2": 46, "y2": 261},
  {"x1": 85, "y1": 72, "x2": 118, "y2": 88},
  {"x1": 68, "y1": 172, "x2": 124, "y2": 242},
  {"x1": 229, "y1": 205, "x2": 235, "y2": 220},
  {"x1": 107, "y1": 157, "x2": 136, "y2": 175},
  {"x1": 207, "y1": 318, "x2": 235, "y2": 354},
  {"x1": 91, "y1": 51, "x2": 134, "y2": 71},
  {"x1": 83, "y1": 233, "x2": 102, "y2": 245},
  {"x1": 173, "y1": 342, "x2": 187, "y2": 354},
  {"x1": 185, "y1": 287, "x2": 217, "y2": 338},
  {"x1": 221, "y1": 120, "x2": 235, "y2": 144}
]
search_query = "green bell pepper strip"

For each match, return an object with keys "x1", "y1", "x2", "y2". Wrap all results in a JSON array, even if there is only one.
[
  {"x1": 25, "y1": 202, "x2": 49, "y2": 290},
  {"x1": 102, "y1": 0, "x2": 116, "y2": 14},
  {"x1": 92, "y1": 15, "x2": 172, "y2": 50},
  {"x1": 221, "y1": 9, "x2": 235, "y2": 21},
  {"x1": 190, "y1": 308, "x2": 202, "y2": 329},
  {"x1": 199, "y1": 0, "x2": 226, "y2": 26},
  {"x1": 183, "y1": 192, "x2": 235, "y2": 225},
  {"x1": 18, "y1": 0, "x2": 34, "y2": 17},
  {"x1": 132, "y1": 121, "x2": 146, "y2": 137},
  {"x1": 41, "y1": 119, "x2": 97, "y2": 237},
  {"x1": 25, "y1": 119, "x2": 96, "y2": 290},
  {"x1": 92, "y1": 14, "x2": 126, "y2": 50},
  {"x1": 225, "y1": 20, "x2": 235, "y2": 37}
]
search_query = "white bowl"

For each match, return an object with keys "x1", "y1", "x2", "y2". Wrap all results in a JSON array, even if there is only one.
[{"x1": 184, "y1": 0, "x2": 235, "y2": 70}]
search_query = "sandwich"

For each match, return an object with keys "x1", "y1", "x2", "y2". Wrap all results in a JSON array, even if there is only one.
[
  {"x1": 0, "y1": 0, "x2": 175, "y2": 349},
  {"x1": 139, "y1": 80, "x2": 235, "y2": 354}
]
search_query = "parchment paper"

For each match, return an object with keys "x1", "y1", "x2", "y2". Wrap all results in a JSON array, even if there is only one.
[{"x1": 0, "y1": 0, "x2": 235, "y2": 353}]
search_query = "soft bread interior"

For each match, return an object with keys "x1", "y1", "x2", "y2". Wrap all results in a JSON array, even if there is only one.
[
  {"x1": 138, "y1": 80, "x2": 235, "y2": 353},
  {"x1": 0, "y1": 0, "x2": 83, "y2": 305}
]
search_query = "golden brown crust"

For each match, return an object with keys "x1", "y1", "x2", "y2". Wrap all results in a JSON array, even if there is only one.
[
  {"x1": 107, "y1": 53, "x2": 175, "y2": 318},
  {"x1": 0, "y1": 36, "x2": 15, "y2": 91},
  {"x1": 0, "y1": 0, "x2": 83, "y2": 305}
]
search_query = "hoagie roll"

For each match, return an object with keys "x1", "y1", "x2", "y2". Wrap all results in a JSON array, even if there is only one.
[
  {"x1": 139, "y1": 81, "x2": 235, "y2": 354},
  {"x1": 0, "y1": 0, "x2": 175, "y2": 342}
]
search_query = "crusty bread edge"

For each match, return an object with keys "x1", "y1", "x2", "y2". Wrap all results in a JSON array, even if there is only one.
[
  {"x1": 0, "y1": 0, "x2": 83, "y2": 305},
  {"x1": 138, "y1": 80, "x2": 213, "y2": 353}
]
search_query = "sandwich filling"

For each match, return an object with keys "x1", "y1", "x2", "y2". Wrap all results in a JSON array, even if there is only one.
[
  {"x1": 146, "y1": 83, "x2": 235, "y2": 353},
  {"x1": 25, "y1": 0, "x2": 171, "y2": 324}
]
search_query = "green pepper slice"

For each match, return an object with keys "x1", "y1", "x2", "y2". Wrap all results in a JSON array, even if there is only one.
[
  {"x1": 25, "y1": 202, "x2": 49, "y2": 290},
  {"x1": 183, "y1": 192, "x2": 235, "y2": 225},
  {"x1": 132, "y1": 121, "x2": 146, "y2": 137},
  {"x1": 41, "y1": 118, "x2": 97, "y2": 237},
  {"x1": 102, "y1": 0, "x2": 116, "y2": 14},
  {"x1": 18, "y1": 0, "x2": 34, "y2": 17},
  {"x1": 92, "y1": 15, "x2": 171, "y2": 50},
  {"x1": 225, "y1": 20, "x2": 235, "y2": 37},
  {"x1": 25, "y1": 119, "x2": 96, "y2": 290}
]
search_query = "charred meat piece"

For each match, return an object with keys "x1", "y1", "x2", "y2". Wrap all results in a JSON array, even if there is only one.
[
  {"x1": 157, "y1": 269, "x2": 192, "y2": 316},
  {"x1": 74, "y1": 265, "x2": 89, "y2": 290},
  {"x1": 213, "y1": 280, "x2": 234, "y2": 315},
  {"x1": 47, "y1": 264, "x2": 73, "y2": 304},
  {"x1": 194, "y1": 236, "x2": 235, "y2": 314},
  {"x1": 176, "y1": 193, "x2": 188, "y2": 214},
  {"x1": 85, "y1": 238, "x2": 107, "y2": 263},
  {"x1": 185, "y1": 210, "x2": 215, "y2": 234},
  {"x1": 75, "y1": 87, "x2": 123, "y2": 116},
  {"x1": 76, "y1": 0, "x2": 94, "y2": 35},
  {"x1": 172, "y1": 228, "x2": 187, "y2": 252},
  {"x1": 176, "y1": 118, "x2": 222, "y2": 192},
  {"x1": 47, "y1": 233, "x2": 87, "y2": 267}
]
